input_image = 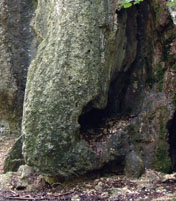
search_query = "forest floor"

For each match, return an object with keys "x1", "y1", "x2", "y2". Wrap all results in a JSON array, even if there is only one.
[{"x1": 0, "y1": 137, "x2": 176, "y2": 201}]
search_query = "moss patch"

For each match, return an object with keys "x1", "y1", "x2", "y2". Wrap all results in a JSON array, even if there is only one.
[
  {"x1": 153, "y1": 141, "x2": 172, "y2": 173},
  {"x1": 155, "y1": 65, "x2": 166, "y2": 92}
]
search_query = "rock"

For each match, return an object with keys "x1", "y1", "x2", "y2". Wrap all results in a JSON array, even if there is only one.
[
  {"x1": 21, "y1": 0, "x2": 176, "y2": 178},
  {"x1": 22, "y1": 0, "x2": 137, "y2": 177},
  {"x1": 12, "y1": 165, "x2": 36, "y2": 190},
  {"x1": 0, "y1": 0, "x2": 173, "y2": 179},
  {"x1": 18, "y1": 165, "x2": 34, "y2": 179},
  {"x1": 0, "y1": 172, "x2": 13, "y2": 190},
  {"x1": 168, "y1": 3, "x2": 176, "y2": 25},
  {"x1": 71, "y1": 194, "x2": 81, "y2": 201},
  {"x1": 0, "y1": 0, "x2": 36, "y2": 135},
  {"x1": 125, "y1": 151, "x2": 145, "y2": 178},
  {"x1": 95, "y1": 181, "x2": 103, "y2": 191},
  {"x1": 4, "y1": 136, "x2": 25, "y2": 173}
]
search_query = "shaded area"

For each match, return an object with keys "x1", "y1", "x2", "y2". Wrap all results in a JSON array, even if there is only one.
[
  {"x1": 78, "y1": 108, "x2": 107, "y2": 130},
  {"x1": 167, "y1": 112, "x2": 176, "y2": 172},
  {"x1": 78, "y1": 2, "x2": 150, "y2": 137}
]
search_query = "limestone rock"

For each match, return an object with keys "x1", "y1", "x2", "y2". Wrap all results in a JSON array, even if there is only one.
[
  {"x1": 21, "y1": 0, "x2": 176, "y2": 178},
  {"x1": 22, "y1": 0, "x2": 137, "y2": 177}
]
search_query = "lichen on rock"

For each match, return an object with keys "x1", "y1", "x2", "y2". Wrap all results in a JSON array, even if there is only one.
[{"x1": 22, "y1": 0, "x2": 125, "y2": 177}]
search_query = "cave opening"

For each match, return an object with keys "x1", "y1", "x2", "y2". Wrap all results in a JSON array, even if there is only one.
[
  {"x1": 78, "y1": 105, "x2": 111, "y2": 142},
  {"x1": 167, "y1": 112, "x2": 176, "y2": 172},
  {"x1": 78, "y1": 107, "x2": 108, "y2": 130},
  {"x1": 78, "y1": 3, "x2": 149, "y2": 141}
]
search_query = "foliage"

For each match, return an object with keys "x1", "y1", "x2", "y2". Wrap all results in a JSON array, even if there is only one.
[
  {"x1": 120, "y1": 0, "x2": 176, "y2": 8},
  {"x1": 120, "y1": 0, "x2": 144, "y2": 8},
  {"x1": 167, "y1": 0, "x2": 176, "y2": 6}
]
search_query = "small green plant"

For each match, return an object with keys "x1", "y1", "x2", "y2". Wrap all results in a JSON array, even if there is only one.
[{"x1": 120, "y1": 0, "x2": 144, "y2": 8}]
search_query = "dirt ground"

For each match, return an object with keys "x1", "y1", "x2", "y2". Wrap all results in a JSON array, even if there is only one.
[{"x1": 0, "y1": 137, "x2": 176, "y2": 201}]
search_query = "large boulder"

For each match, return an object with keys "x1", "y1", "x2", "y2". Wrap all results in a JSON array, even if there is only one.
[
  {"x1": 22, "y1": 0, "x2": 176, "y2": 179},
  {"x1": 22, "y1": 0, "x2": 138, "y2": 177}
]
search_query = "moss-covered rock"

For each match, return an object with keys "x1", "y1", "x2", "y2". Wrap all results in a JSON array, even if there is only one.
[{"x1": 22, "y1": 0, "x2": 135, "y2": 177}]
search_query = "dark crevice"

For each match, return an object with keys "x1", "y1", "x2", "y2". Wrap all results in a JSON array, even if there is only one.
[
  {"x1": 86, "y1": 157, "x2": 125, "y2": 177},
  {"x1": 78, "y1": 108, "x2": 107, "y2": 130},
  {"x1": 78, "y1": 4, "x2": 148, "y2": 138},
  {"x1": 167, "y1": 112, "x2": 176, "y2": 172}
]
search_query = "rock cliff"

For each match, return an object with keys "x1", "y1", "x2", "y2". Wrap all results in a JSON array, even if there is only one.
[{"x1": 2, "y1": 0, "x2": 176, "y2": 179}]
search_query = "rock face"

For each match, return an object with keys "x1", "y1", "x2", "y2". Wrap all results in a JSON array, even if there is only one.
[
  {"x1": 0, "y1": 0, "x2": 36, "y2": 135},
  {"x1": 4, "y1": 137, "x2": 25, "y2": 173},
  {"x1": 22, "y1": 0, "x2": 137, "y2": 177},
  {"x1": 3, "y1": 0, "x2": 176, "y2": 178},
  {"x1": 168, "y1": 2, "x2": 176, "y2": 25}
]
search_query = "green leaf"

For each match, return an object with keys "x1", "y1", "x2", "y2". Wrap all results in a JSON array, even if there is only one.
[
  {"x1": 120, "y1": 0, "x2": 144, "y2": 8},
  {"x1": 124, "y1": 2, "x2": 132, "y2": 8}
]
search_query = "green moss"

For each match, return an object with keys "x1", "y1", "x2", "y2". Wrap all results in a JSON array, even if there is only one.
[
  {"x1": 146, "y1": 63, "x2": 166, "y2": 91},
  {"x1": 159, "y1": 121, "x2": 167, "y2": 140},
  {"x1": 153, "y1": 141, "x2": 172, "y2": 173},
  {"x1": 155, "y1": 65, "x2": 166, "y2": 92}
]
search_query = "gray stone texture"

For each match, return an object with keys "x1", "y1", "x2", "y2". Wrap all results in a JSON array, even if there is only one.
[
  {"x1": 2, "y1": 0, "x2": 176, "y2": 179},
  {"x1": 22, "y1": 0, "x2": 134, "y2": 177},
  {"x1": 0, "y1": 0, "x2": 36, "y2": 135}
]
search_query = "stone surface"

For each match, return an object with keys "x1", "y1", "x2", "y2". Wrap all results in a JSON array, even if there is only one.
[
  {"x1": 1, "y1": 0, "x2": 175, "y2": 179},
  {"x1": 124, "y1": 151, "x2": 145, "y2": 178},
  {"x1": 18, "y1": 165, "x2": 34, "y2": 179},
  {"x1": 4, "y1": 137, "x2": 25, "y2": 173},
  {"x1": 0, "y1": 172, "x2": 13, "y2": 190},
  {"x1": 21, "y1": 0, "x2": 176, "y2": 178},
  {"x1": 22, "y1": 0, "x2": 137, "y2": 177},
  {"x1": 0, "y1": 0, "x2": 36, "y2": 136},
  {"x1": 168, "y1": 2, "x2": 176, "y2": 25}
]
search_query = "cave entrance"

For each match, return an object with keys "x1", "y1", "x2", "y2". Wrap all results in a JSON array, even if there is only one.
[
  {"x1": 78, "y1": 108, "x2": 107, "y2": 130},
  {"x1": 78, "y1": 106, "x2": 109, "y2": 142},
  {"x1": 167, "y1": 112, "x2": 176, "y2": 172}
]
